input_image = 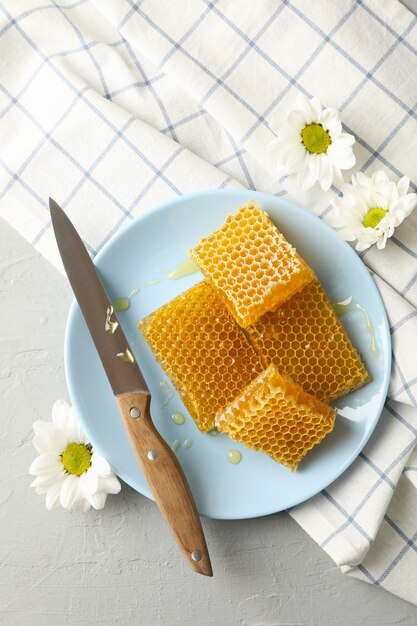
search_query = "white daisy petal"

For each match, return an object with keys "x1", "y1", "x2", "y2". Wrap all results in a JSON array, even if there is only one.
[
  {"x1": 332, "y1": 167, "x2": 344, "y2": 187},
  {"x1": 68, "y1": 406, "x2": 89, "y2": 443},
  {"x1": 271, "y1": 142, "x2": 296, "y2": 163},
  {"x1": 337, "y1": 131, "x2": 356, "y2": 147},
  {"x1": 356, "y1": 240, "x2": 372, "y2": 251},
  {"x1": 373, "y1": 170, "x2": 390, "y2": 185},
  {"x1": 79, "y1": 498, "x2": 91, "y2": 512},
  {"x1": 52, "y1": 399, "x2": 71, "y2": 429},
  {"x1": 45, "y1": 476, "x2": 66, "y2": 510},
  {"x1": 309, "y1": 97, "x2": 323, "y2": 120},
  {"x1": 287, "y1": 110, "x2": 306, "y2": 131},
  {"x1": 376, "y1": 234, "x2": 387, "y2": 249},
  {"x1": 268, "y1": 148, "x2": 290, "y2": 172},
  {"x1": 301, "y1": 163, "x2": 317, "y2": 190},
  {"x1": 323, "y1": 119, "x2": 342, "y2": 135},
  {"x1": 327, "y1": 143, "x2": 355, "y2": 163},
  {"x1": 343, "y1": 153, "x2": 356, "y2": 170},
  {"x1": 386, "y1": 181, "x2": 399, "y2": 208},
  {"x1": 31, "y1": 468, "x2": 65, "y2": 490},
  {"x1": 78, "y1": 470, "x2": 90, "y2": 495},
  {"x1": 80, "y1": 467, "x2": 99, "y2": 495},
  {"x1": 91, "y1": 453, "x2": 111, "y2": 477},
  {"x1": 397, "y1": 176, "x2": 411, "y2": 197},
  {"x1": 337, "y1": 227, "x2": 357, "y2": 242},
  {"x1": 29, "y1": 454, "x2": 62, "y2": 476},
  {"x1": 321, "y1": 107, "x2": 339, "y2": 124},
  {"x1": 394, "y1": 194, "x2": 417, "y2": 221},
  {"x1": 387, "y1": 223, "x2": 395, "y2": 238},
  {"x1": 32, "y1": 435, "x2": 51, "y2": 456},
  {"x1": 86, "y1": 491, "x2": 108, "y2": 511},
  {"x1": 352, "y1": 172, "x2": 368, "y2": 187},
  {"x1": 31, "y1": 476, "x2": 47, "y2": 490},
  {"x1": 33, "y1": 429, "x2": 68, "y2": 456},
  {"x1": 319, "y1": 155, "x2": 333, "y2": 191},
  {"x1": 60, "y1": 475, "x2": 81, "y2": 510},
  {"x1": 100, "y1": 475, "x2": 121, "y2": 495},
  {"x1": 283, "y1": 145, "x2": 306, "y2": 172},
  {"x1": 63, "y1": 411, "x2": 86, "y2": 444},
  {"x1": 72, "y1": 496, "x2": 89, "y2": 512},
  {"x1": 326, "y1": 210, "x2": 344, "y2": 228},
  {"x1": 308, "y1": 153, "x2": 321, "y2": 182}
]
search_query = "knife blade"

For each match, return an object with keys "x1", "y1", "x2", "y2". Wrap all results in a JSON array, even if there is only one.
[{"x1": 50, "y1": 198, "x2": 212, "y2": 577}]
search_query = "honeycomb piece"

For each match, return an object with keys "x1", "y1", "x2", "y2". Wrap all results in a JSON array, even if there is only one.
[
  {"x1": 215, "y1": 365, "x2": 336, "y2": 471},
  {"x1": 189, "y1": 200, "x2": 314, "y2": 328},
  {"x1": 139, "y1": 281, "x2": 263, "y2": 432},
  {"x1": 247, "y1": 278, "x2": 370, "y2": 402}
]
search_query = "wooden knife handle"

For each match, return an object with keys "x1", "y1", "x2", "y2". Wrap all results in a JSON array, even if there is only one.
[{"x1": 115, "y1": 391, "x2": 212, "y2": 577}]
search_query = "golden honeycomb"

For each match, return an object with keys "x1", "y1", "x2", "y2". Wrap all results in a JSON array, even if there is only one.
[
  {"x1": 189, "y1": 200, "x2": 314, "y2": 328},
  {"x1": 215, "y1": 364, "x2": 336, "y2": 471},
  {"x1": 247, "y1": 278, "x2": 370, "y2": 402},
  {"x1": 138, "y1": 281, "x2": 264, "y2": 432}
]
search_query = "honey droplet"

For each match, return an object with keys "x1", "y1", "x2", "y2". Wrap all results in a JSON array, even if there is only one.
[
  {"x1": 166, "y1": 258, "x2": 199, "y2": 280},
  {"x1": 171, "y1": 412, "x2": 185, "y2": 425},
  {"x1": 160, "y1": 380, "x2": 174, "y2": 408},
  {"x1": 114, "y1": 298, "x2": 130, "y2": 311},
  {"x1": 227, "y1": 449, "x2": 242, "y2": 464}
]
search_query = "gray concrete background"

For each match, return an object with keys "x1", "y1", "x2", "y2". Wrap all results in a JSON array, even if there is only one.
[{"x1": 3, "y1": 1, "x2": 417, "y2": 623}]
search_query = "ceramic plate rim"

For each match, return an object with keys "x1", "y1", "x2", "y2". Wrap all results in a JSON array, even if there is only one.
[{"x1": 64, "y1": 189, "x2": 391, "y2": 520}]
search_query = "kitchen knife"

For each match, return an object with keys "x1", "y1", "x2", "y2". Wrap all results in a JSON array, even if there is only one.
[{"x1": 49, "y1": 198, "x2": 212, "y2": 577}]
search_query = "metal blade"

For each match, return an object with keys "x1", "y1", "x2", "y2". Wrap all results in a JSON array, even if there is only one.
[{"x1": 50, "y1": 198, "x2": 149, "y2": 396}]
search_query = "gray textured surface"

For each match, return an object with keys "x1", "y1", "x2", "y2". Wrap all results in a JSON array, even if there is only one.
[{"x1": 2, "y1": 221, "x2": 417, "y2": 626}]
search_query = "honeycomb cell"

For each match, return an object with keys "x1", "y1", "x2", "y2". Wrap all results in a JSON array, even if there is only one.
[
  {"x1": 215, "y1": 365, "x2": 336, "y2": 471},
  {"x1": 247, "y1": 278, "x2": 370, "y2": 402},
  {"x1": 139, "y1": 281, "x2": 263, "y2": 432},
  {"x1": 189, "y1": 201, "x2": 314, "y2": 328}
]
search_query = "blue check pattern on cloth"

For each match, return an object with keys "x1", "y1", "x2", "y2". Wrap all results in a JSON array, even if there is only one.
[{"x1": 1, "y1": 0, "x2": 417, "y2": 603}]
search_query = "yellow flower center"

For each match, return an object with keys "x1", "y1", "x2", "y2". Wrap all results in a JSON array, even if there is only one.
[
  {"x1": 363, "y1": 207, "x2": 387, "y2": 229},
  {"x1": 301, "y1": 122, "x2": 332, "y2": 154},
  {"x1": 61, "y1": 442, "x2": 92, "y2": 475}
]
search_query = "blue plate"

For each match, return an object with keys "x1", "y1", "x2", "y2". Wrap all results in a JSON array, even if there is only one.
[{"x1": 65, "y1": 189, "x2": 391, "y2": 519}]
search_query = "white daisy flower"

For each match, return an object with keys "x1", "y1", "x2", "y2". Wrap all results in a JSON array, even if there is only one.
[
  {"x1": 29, "y1": 400, "x2": 121, "y2": 511},
  {"x1": 268, "y1": 94, "x2": 356, "y2": 191},
  {"x1": 329, "y1": 170, "x2": 417, "y2": 251}
]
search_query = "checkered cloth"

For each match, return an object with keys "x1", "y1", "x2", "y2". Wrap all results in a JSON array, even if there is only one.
[{"x1": 1, "y1": 0, "x2": 417, "y2": 604}]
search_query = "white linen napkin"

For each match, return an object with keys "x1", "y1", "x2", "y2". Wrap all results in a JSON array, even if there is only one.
[{"x1": 1, "y1": 0, "x2": 417, "y2": 603}]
